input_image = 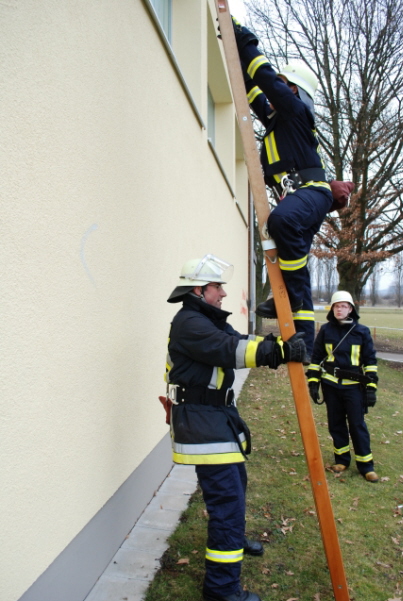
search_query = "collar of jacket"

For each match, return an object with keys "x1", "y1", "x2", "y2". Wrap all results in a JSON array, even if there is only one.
[
  {"x1": 326, "y1": 311, "x2": 359, "y2": 326},
  {"x1": 182, "y1": 294, "x2": 232, "y2": 328}
]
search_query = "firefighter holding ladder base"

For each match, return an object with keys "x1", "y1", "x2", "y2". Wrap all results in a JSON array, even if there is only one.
[
  {"x1": 231, "y1": 18, "x2": 333, "y2": 359},
  {"x1": 164, "y1": 254, "x2": 306, "y2": 601}
]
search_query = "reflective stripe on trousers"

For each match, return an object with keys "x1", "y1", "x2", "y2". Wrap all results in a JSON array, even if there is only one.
[
  {"x1": 323, "y1": 383, "x2": 374, "y2": 474},
  {"x1": 268, "y1": 186, "x2": 332, "y2": 355},
  {"x1": 196, "y1": 463, "x2": 247, "y2": 597}
]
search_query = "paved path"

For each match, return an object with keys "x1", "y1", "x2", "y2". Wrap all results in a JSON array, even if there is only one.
[
  {"x1": 85, "y1": 368, "x2": 251, "y2": 601},
  {"x1": 377, "y1": 351, "x2": 403, "y2": 363}
]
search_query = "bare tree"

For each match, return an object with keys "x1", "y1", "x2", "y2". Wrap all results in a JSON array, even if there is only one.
[
  {"x1": 322, "y1": 255, "x2": 338, "y2": 302},
  {"x1": 394, "y1": 252, "x2": 403, "y2": 308},
  {"x1": 309, "y1": 255, "x2": 323, "y2": 301},
  {"x1": 245, "y1": 0, "x2": 403, "y2": 302},
  {"x1": 368, "y1": 263, "x2": 381, "y2": 306}
]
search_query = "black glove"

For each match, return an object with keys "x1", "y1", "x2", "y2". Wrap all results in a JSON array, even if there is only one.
[
  {"x1": 281, "y1": 332, "x2": 307, "y2": 363},
  {"x1": 256, "y1": 337, "x2": 281, "y2": 369},
  {"x1": 366, "y1": 389, "x2": 377, "y2": 407},
  {"x1": 231, "y1": 16, "x2": 259, "y2": 51},
  {"x1": 308, "y1": 382, "x2": 321, "y2": 404}
]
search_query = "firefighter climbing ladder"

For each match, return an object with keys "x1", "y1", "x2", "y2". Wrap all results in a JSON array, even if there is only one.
[{"x1": 214, "y1": 2, "x2": 350, "y2": 600}]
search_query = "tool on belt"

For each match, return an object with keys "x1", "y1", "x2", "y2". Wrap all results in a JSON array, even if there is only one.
[
  {"x1": 271, "y1": 167, "x2": 327, "y2": 201},
  {"x1": 158, "y1": 386, "x2": 235, "y2": 424},
  {"x1": 270, "y1": 167, "x2": 353, "y2": 214}
]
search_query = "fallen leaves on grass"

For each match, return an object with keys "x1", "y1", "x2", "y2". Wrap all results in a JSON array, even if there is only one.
[
  {"x1": 303, "y1": 507, "x2": 317, "y2": 516},
  {"x1": 176, "y1": 558, "x2": 189, "y2": 565},
  {"x1": 376, "y1": 561, "x2": 392, "y2": 568}
]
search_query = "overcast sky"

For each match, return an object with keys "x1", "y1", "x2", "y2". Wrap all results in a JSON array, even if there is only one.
[{"x1": 227, "y1": 0, "x2": 247, "y2": 20}]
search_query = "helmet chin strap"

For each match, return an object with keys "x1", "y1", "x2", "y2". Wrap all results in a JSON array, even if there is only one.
[
  {"x1": 190, "y1": 289, "x2": 207, "y2": 302},
  {"x1": 199, "y1": 285, "x2": 209, "y2": 302}
]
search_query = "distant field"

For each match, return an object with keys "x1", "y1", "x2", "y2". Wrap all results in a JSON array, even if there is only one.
[
  {"x1": 261, "y1": 307, "x2": 403, "y2": 352},
  {"x1": 316, "y1": 307, "x2": 403, "y2": 328},
  {"x1": 315, "y1": 307, "x2": 403, "y2": 352}
]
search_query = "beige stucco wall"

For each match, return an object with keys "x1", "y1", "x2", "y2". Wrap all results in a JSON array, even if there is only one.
[{"x1": 0, "y1": 1, "x2": 250, "y2": 600}]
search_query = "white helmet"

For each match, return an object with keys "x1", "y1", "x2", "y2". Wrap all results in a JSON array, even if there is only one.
[
  {"x1": 330, "y1": 291, "x2": 354, "y2": 307},
  {"x1": 278, "y1": 60, "x2": 318, "y2": 99},
  {"x1": 167, "y1": 254, "x2": 233, "y2": 303},
  {"x1": 329, "y1": 290, "x2": 359, "y2": 320}
]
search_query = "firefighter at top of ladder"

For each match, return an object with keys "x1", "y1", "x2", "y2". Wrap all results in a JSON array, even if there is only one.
[{"x1": 231, "y1": 17, "x2": 333, "y2": 359}]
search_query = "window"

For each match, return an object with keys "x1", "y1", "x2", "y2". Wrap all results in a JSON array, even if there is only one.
[{"x1": 150, "y1": 0, "x2": 172, "y2": 40}]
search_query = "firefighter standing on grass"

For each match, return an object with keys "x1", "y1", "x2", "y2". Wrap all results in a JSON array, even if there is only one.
[
  {"x1": 230, "y1": 18, "x2": 333, "y2": 359},
  {"x1": 164, "y1": 254, "x2": 306, "y2": 601},
  {"x1": 306, "y1": 291, "x2": 379, "y2": 482}
]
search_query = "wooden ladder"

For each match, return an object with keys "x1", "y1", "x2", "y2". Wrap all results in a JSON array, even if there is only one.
[{"x1": 214, "y1": 2, "x2": 350, "y2": 599}]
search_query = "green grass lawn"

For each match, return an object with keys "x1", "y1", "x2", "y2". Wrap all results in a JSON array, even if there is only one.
[{"x1": 144, "y1": 360, "x2": 403, "y2": 601}]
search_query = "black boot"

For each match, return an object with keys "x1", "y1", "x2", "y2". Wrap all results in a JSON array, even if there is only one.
[
  {"x1": 256, "y1": 297, "x2": 303, "y2": 319},
  {"x1": 243, "y1": 537, "x2": 264, "y2": 556},
  {"x1": 203, "y1": 589, "x2": 261, "y2": 601}
]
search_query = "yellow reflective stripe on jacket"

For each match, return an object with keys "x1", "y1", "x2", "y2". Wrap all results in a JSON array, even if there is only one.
[
  {"x1": 236, "y1": 339, "x2": 260, "y2": 369},
  {"x1": 293, "y1": 309, "x2": 315, "y2": 321},
  {"x1": 355, "y1": 453, "x2": 373, "y2": 463},
  {"x1": 265, "y1": 131, "x2": 280, "y2": 165},
  {"x1": 322, "y1": 373, "x2": 338, "y2": 384},
  {"x1": 208, "y1": 366, "x2": 218, "y2": 388},
  {"x1": 279, "y1": 255, "x2": 308, "y2": 271},
  {"x1": 247, "y1": 54, "x2": 270, "y2": 78},
  {"x1": 364, "y1": 365, "x2": 378, "y2": 374},
  {"x1": 206, "y1": 548, "x2": 244, "y2": 563},
  {"x1": 207, "y1": 366, "x2": 225, "y2": 390},
  {"x1": 245, "y1": 340, "x2": 259, "y2": 367},
  {"x1": 263, "y1": 131, "x2": 287, "y2": 183},
  {"x1": 173, "y1": 450, "x2": 246, "y2": 465},
  {"x1": 247, "y1": 85, "x2": 263, "y2": 104},
  {"x1": 173, "y1": 436, "x2": 246, "y2": 456},
  {"x1": 325, "y1": 343, "x2": 334, "y2": 361},
  {"x1": 172, "y1": 436, "x2": 247, "y2": 465},
  {"x1": 217, "y1": 367, "x2": 225, "y2": 389},
  {"x1": 351, "y1": 345, "x2": 360, "y2": 366},
  {"x1": 322, "y1": 373, "x2": 359, "y2": 385},
  {"x1": 301, "y1": 180, "x2": 331, "y2": 191},
  {"x1": 334, "y1": 445, "x2": 350, "y2": 455},
  {"x1": 165, "y1": 339, "x2": 173, "y2": 383}
]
